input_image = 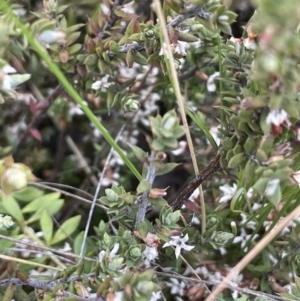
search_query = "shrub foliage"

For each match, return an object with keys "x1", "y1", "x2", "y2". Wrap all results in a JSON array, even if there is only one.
[{"x1": 1, "y1": 0, "x2": 300, "y2": 300}]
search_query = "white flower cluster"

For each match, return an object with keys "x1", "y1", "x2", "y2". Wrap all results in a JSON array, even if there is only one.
[{"x1": 0, "y1": 214, "x2": 13, "y2": 230}]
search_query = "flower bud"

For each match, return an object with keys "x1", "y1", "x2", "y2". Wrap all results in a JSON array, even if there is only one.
[
  {"x1": 4, "y1": 167, "x2": 27, "y2": 190},
  {"x1": 38, "y1": 30, "x2": 66, "y2": 45},
  {"x1": 149, "y1": 188, "x2": 167, "y2": 198},
  {"x1": 124, "y1": 98, "x2": 140, "y2": 112},
  {"x1": 218, "y1": 15, "x2": 229, "y2": 21},
  {"x1": 155, "y1": 152, "x2": 167, "y2": 161}
]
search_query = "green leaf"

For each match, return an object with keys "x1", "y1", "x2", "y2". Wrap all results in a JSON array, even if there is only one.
[
  {"x1": 148, "y1": 197, "x2": 168, "y2": 208},
  {"x1": 103, "y1": 232, "x2": 111, "y2": 247},
  {"x1": 2, "y1": 193, "x2": 24, "y2": 222},
  {"x1": 27, "y1": 199, "x2": 64, "y2": 224},
  {"x1": 65, "y1": 24, "x2": 85, "y2": 34},
  {"x1": 130, "y1": 145, "x2": 148, "y2": 162},
  {"x1": 40, "y1": 210, "x2": 53, "y2": 245},
  {"x1": 68, "y1": 43, "x2": 82, "y2": 55},
  {"x1": 51, "y1": 215, "x2": 81, "y2": 245},
  {"x1": 73, "y1": 231, "x2": 84, "y2": 255},
  {"x1": 156, "y1": 162, "x2": 181, "y2": 176},
  {"x1": 56, "y1": 4, "x2": 69, "y2": 14},
  {"x1": 66, "y1": 31, "x2": 81, "y2": 46},
  {"x1": 253, "y1": 178, "x2": 269, "y2": 194},
  {"x1": 133, "y1": 51, "x2": 148, "y2": 65},
  {"x1": 230, "y1": 188, "x2": 245, "y2": 213},
  {"x1": 108, "y1": 257, "x2": 124, "y2": 271},
  {"x1": 137, "y1": 179, "x2": 151, "y2": 194},
  {"x1": 109, "y1": 40, "x2": 119, "y2": 54},
  {"x1": 136, "y1": 220, "x2": 149, "y2": 238},
  {"x1": 22, "y1": 192, "x2": 61, "y2": 213},
  {"x1": 19, "y1": 192, "x2": 62, "y2": 225},
  {"x1": 3, "y1": 283, "x2": 15, "y2": 301},
  {"x1": 13, "y1": 187, "x2": 44, "y2": 202},
  {"x1": 228, "y1": 153, "x2": 247, "y2": 169}
]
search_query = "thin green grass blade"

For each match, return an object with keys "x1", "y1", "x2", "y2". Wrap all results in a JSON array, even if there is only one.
[{"x1": 185, "y1": 106, "x2": 219, "y2": 151}]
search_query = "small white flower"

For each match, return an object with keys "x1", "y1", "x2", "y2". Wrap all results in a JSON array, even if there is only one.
[
  {"x1": 219, "y1": 247, "x2": 227, "y2": 255},
  {"x1": 143, "y1": 246, "x2": 158, "y2": 267},
  {"x1": 91, "y1": 122, "x2": 101, "y2": 139},
  {"x1": 122, "y1": 1, "x2": 135, "y2": 14},
  {"x1": 207, "y1": 72, "x2": 220, "y2": 92},
  {"x1": 0, "y1": 63, "x2": 16, "y2": 90},
  {"x1": 98, "y1": 243, "x2": 119, "y2": 262},
  {"x1": 190, "y1": 188, "x2": 200, "y2": 202},
  {"x1": 209, "y1": 271, "x2": 223, "y2": 282},
  {"x1": 233, "y1": 228, "x2": 259, "y2": 251},
  {"x1": 91, "y1": 75, "x2": 113, "y2": 92},
  {"x1": 252, "y1": 203, "x2": 262, "y2": 211},
  {"x1": 171, "y1": 141, "x2": 187, "y2": 156},
  {"x1": 268, "y1": 253, "x2": 278, "y2": 264},
  {"x1": 239, "y1": 213, "x2": 257, "y2": 230},
  {"x1": 100, "y1": 171, "x2": 120, "y2": 187},
  {"x1": 166, "y1": 278, "x2": 186, "y2": 296},
  {"x1": 13, "y1": 7, "x2": 26, "y2": 16},
  {"x1": 191, "y1": 266, "x2": 209, "y2": 278},
  {"x1": 266, "y1": 109, "x2": 289, "y2": 127},
  {"x1": 163, "y1": 234, "x2": 194, "y2": 259},
  {"x1": 110, "y1": 150, "x2": 125, "y2": 167},
  {"x1": 246, "y1": 187, "x2": 254, "y2": 199},
  {"x1": 265, "y1": 178, "x2": 280, "y2": 197},
  {"x1": 284, "y1": 284, "x2": 292, "y2": 293},
  {"x1": 243, "y1": 37, "x2": 257, "y2": 50},
  {"x1": 189, "y1": 39, "x2": 201, "y2": 49},
  {"x1": 91, "y1": 81, "x2": 102, "y2": 90},
  {"x1": 69, "y1": 101, "x2": 88, "y2": 116},
  {"x1": 209, "y1": 126, "x2": 221, "y2": 146},
  {"x1": 191, "y1": 216, "x2": 200, "y2": 225},
  {"x1": 219, "y1": 183, "x2": 237, "y2": 204},
  {"x1": 266, "y1": 216, "x2": 299, "y2": 236},
  {"x1": 113, "y1": 291, "x2": 123, "y2": 301},
  {"x1": 229, "y1": 37, "x2": 241, "y2": 55},
  {"x1": 158, "y1": 43, "x2": 169, "y2": 58},
  {"x1": 119, "y1": 62, "x2": 138, "y2": 78},
  {"x1": 150, "y1": 291, "x2": 161, "y2": 301},
  {"x1": 100, "y1": 3, "x2": 110, "y2": 14},
  {"x1": 2, "y1": 65, "x2": 17, "y2": 74},
  {"x1": 173, "y1": 40, "x2": 189, "y2": 56},
  {"x1": 263, "y1": 220, "x2": 272, "y2": 232}
]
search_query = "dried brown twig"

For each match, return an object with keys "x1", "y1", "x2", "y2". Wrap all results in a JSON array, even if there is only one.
[{"x1": 169, "y1": 153, "x2": 221, "y2": 210}]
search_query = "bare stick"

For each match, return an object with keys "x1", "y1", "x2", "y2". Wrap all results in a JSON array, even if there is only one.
[
  {"x1": 153, "y1": 0, "x2": 208, "y2": 234},
  {"x1": 79, "y1": 125, "x2": 125, "y2": 258}
]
